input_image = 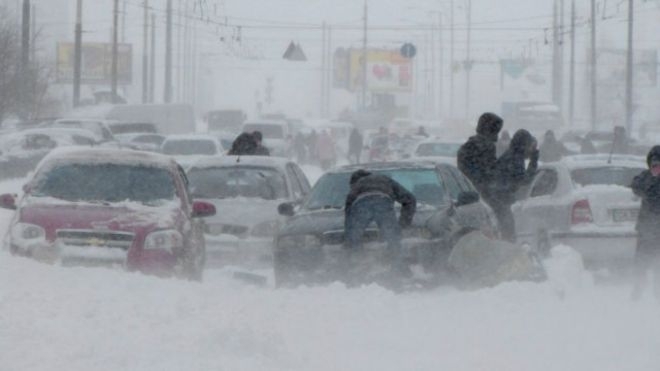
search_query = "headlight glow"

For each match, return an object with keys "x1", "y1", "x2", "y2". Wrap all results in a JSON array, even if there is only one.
[
  {"x1": 12, "y1": 223, "x2": 46, "y2": 241},
  {"x1": 144, "y1": 229, "x2": 183, "y2": 252}
]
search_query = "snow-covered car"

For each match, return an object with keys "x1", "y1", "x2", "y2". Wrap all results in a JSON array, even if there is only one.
[
  {"x1": 242, "y1": 121, "x2": 289, "y2": 157},
  {"x1": 512, "y1": 154, "x2": 646, "y2": 267},
  {"x1": 186, "y1": 156, "x2": 311, "y2": 267},
  {"x1": 411, "y1": 139, "x2": 462, "y2": 164},
  {"x1": 0, "y1": 127, "x2": 100, "y2": 180},
  {"x1": 107, "y1": 121, "x2": 158, "y2": 136},
  {"x1": 47, "y1": 118, "x2": 117, "y2": 143},
  {"x1": 273, "y1": 161, "x2": 498, "y2": 287},
  {"x1": 0, "y1": 148, "x2": 216, "y2": 279},
  {"x1": 161, "y1": 134, "x2": 223, "y2": 168},
  {"x1": 115, "y1": 133, "x2": 166, "y2": 152}
]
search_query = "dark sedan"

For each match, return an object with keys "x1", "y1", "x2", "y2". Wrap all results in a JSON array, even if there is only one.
[{"x1": 274, "y1": 161, "x2": 498, "y2": 287}]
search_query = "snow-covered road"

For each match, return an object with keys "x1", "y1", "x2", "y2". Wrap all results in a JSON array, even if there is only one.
[{"x1": 2, "y1": 173, "x2": 660, "y2": 371}]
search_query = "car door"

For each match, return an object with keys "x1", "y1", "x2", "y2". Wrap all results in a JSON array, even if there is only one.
[{"x1": 512, "y1": 167, "x2": 561, "y2": 244}]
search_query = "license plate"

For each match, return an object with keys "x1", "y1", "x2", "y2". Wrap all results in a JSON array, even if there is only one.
[{"x1": 612, "y1": 208, "x2": 638, "y2": 222}]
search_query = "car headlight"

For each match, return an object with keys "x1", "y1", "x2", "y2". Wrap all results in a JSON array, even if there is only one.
[
  {"x1": 11, "y1": 222, "x2": 46, "y2": 241},
  {"x1": 278, "y1": 234, "x2": 322, "y2": 249},
  {"x1": 144, "y1": 229, "x2": 183, "y2": 252},
  {"x1": 251, "y1": 220, "x2": 281, "y2": 238}
]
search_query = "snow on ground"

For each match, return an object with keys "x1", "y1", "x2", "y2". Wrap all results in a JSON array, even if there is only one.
[{"x1": 2, "y1": 176, "x2": 660, "y2": 371}]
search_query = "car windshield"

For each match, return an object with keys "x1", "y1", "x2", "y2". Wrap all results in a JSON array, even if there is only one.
[
  {"x1": 571, "y1": 167, "x2": 644, "y2": 187},
  {"x1": 305, "y1": 168, "x2": 446, "y2": 210},
  {"x1": 243, "y1": 124, "x2": 284, "y2": 139},
  {"x1": 133, "y1": 134, "x2": 164, "y2": 145},
  {"x1": 32, "y1": 163, "x2": 176, "y2": 205},
  {"x1": 415, "y1": 142, "x2": 461, "y2": 157},
  {"x1": 162, "y1": 139, "x2": 217, "y2": 155},
  {"x1": 110, "y1": 123, "x2": 156, "y2": 135},
  {"x1": 187, "y1": 166, "x2": 288, "y2": 200}
]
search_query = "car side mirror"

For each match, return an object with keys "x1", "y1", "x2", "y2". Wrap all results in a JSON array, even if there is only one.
[
  {"x1": 0, "y1": 193, "x2": 17, "y2": 210},
  {"x1": 192, "y1": 201, "x2": 216, "y2": 218},
  {"x1": 455, "y1": 191, "x2": 480, "y2": 207},
  {"x1": 278, "y1": 202, "x2": 295, "y2": 217}
]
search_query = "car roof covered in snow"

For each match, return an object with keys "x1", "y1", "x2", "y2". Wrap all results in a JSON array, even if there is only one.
[
  {"x1": 187, "y1": 155, "x2": 290, "y2": 170},
  {"x1": 39, "y1": 147, "x2": 177, "y2": 169},
  {"x1": 556, "y1": 154, "x2": 646, "y2": 170},
  {"x1": 330, "y1": 160, "x2": 443, "y2": 174},
  {"x1": 162, "y1": 133, "x2": 220, "y2": 142}
]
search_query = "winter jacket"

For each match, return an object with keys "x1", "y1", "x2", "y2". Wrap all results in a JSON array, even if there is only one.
[
  {"x1": 457, "y1": 113, "x2": 503, "y2": 194},
  {"x1": 492, "y1": 129, "x2": 539, "y2": 206},
  {"x1": 228, "y1": 133, "x2": 257, "y2": 156},
  {"x1": 345, "y1": 171, "x2": 417, "y2": 228},
  {"x1": 540, "y1": 131, "x2": 570, "y2": 162},
  {"x1": 632, "y1": 146, "x2": 660, "y2": 247}
]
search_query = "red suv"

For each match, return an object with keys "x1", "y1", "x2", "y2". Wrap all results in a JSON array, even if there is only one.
[{"x1": 0, "y1": 148, "x2": 216, "y2": 279}]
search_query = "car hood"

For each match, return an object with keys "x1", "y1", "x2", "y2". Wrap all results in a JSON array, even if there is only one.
[
  {"x1": 279, "y1": 206, "x2": 443, "y2": 237},
  {"x1": 18, "y1": 197, "x2": 181, "y2": 237},
  {"x1": 197, "y1": 197, "x2": 283, "y2": 228}
]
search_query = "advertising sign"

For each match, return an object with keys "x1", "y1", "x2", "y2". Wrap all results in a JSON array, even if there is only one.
[
  {"x1": 346, "y1": 48, "x2": 412, "y2": 92},
  {"x1": 56, "y1": 42, "x2": 133, "y2": 84}
]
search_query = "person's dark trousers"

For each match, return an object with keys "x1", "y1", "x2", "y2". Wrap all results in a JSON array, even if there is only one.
[
  {"x1": 345, "y1": 195, "x2": 401, "y2": 250},
  {"x1": 492, "y1": 203, "x2": 515, "y2": 242},
  {"x1": 632, "y1": 236, "x2": 660, "y2": 299}
]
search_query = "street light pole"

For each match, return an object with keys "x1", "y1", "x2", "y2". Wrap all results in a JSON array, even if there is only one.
[
  {"x1": 142, "y1": 0, "x2": 149, "y2": 104},
  {"x1": 590, "y1": 0, "x2": 597, "y2": 130},
  {"x1": 111, "y1": 0, "x2": 119, "y2": 103},
  {"x1": 464, "y1": 0, "x2": 472, "y2": 121},
  {"x1": 625, "y1": 0, "x2": 634, "y2": 134},
  {"x1": 73, "y1": 0, "x2": 83, "y2": 107},
  {"x1": 164, "y1": 0, "x2": 172, "y2": 103},
  {"x1": 361, "y1": 0, "x2": 368, "y2": 110}
]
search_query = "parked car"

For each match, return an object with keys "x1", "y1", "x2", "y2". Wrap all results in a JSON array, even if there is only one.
[
  {"x1": 186, "y1": 156, "x2": 311, "y2": 267},
  {"x1": 161, "y1": 134, "x2": 223, "y2": 168},
  {"x1": 118, "y1": 133, "x2": 166, "y2": 152},
  {"x1": 411, "y1": 139, "x2": 462, "y2": 163},
  {"x1": 242, "y1": 120, "x2": 289, "y2": 157},
  {"x1": 512, "y1": 154, "x2": 646, "y2": 267},
  {"x1": 47, "y1": 118, "x2": 116, "y2": 143},
  {"x1": 0, "y1": 148, "x2": 216, "y2": 279},
  {"x1": 0, "y1": 128, "x2": 100, "y2": 180},
  {"x1": 273, "y1": 161, "x2": 498, "y2": 287}
]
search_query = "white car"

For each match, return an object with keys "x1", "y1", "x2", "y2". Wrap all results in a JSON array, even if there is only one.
[
  {"x1": 410, "y1": 139, "x2": 462, "y2": 164},
  {"x1": 242, "y1": 120, "x2": 289, "y2": 157},
  {"x1": 49, "y1": 118, "x2": 117, "y2": 143},
  {"x1": 512, "y1": 154, "x2": 646, "y2": 267},
  {"x1": 186, "y1": 155, "x2": 311, "y2": 267},
  {"x1": 161, "y1": 134, "x2": 223, "y2": 168}
]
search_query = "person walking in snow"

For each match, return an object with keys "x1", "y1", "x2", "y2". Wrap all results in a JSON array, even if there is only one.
[
  {"x1": 491, "y1": 129, "x2": 539, "y2": 242},
  {"x1": 631, "y1": 146, "x2": 660, "y2": 299},
  {"x1": 540, "y1": 130, "x2": 570, "y2": 163},
  {"x1": 348, "y1": 128, "x2": 363, "y2": 164}
]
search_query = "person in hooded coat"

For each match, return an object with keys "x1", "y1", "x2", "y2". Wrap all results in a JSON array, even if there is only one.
[
  {"x1": 252, "y1": 131, "x2": 270, "y2": 156},
  {"x1": 611, "y1": 126, "x2": 630, "y2": 154},
  {"x1": 540, "y1": 130, "x2": 570, "y2": 162},
  {"x1": 344, "y1": 170, "x2": 417, "y2": 252},
  {"x1": 491, "y1": 129, "x2": 539, "y2": 241},
  {"x1": 457, "y1": 112, "x2": 503, "y2": 200},
  {"x1": 631, "y1": 146, "x2": 660, "y2": 298},
  {"x1": 228, "y1": 132, "x2": 258, "y2": 156}
]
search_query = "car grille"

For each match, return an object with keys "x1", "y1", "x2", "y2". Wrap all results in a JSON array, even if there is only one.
[
  {"x1": 206, "y1": 224, "x2": 249, "y2": 238},
  {"x1": 56, "y1": 230, "x2": 135, "y2": 250}
]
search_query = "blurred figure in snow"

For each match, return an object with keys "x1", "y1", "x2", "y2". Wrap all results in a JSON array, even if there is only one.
[
  {"x1": 317, "y1": 130, "x2": 336, "y2": 170},
  {"x1": 252, "y1": 131, "x2": 270, "y2": 156},
  {"x1": 417, "y1": 126, "x2": 429, "y2": 138},
  {"x1": 293, "y1": 132, "x2": 307, "y2": 163},
  {"x1": 348, "y1": 128, "x2": 363, "y2": 164},
  {"x1": 540, "y1": 130, "x2": 570, "y2": 162}
]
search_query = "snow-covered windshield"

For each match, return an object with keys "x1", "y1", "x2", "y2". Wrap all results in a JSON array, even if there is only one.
[
  {"x1": 305, "y1": 168, "x2": 446, "y2": 210},
  {"x1": 415, "y1": 142, "x2": 461, "y2": 157},
  {"x1": 187, "y1": 166, "x2": 288, "y2": 200},
  {"x1": 32, "y1": 163, "x2": 176, "y2": 204},
  {"x1": 162, "y1": 139, "x2": 217, "y2": 156},
  {"x1": 242, "y1": 124, "x2": 284, "y2": 139},
  {"x1": 571, "y1": 167, "x2": 644, "y2": 188}
]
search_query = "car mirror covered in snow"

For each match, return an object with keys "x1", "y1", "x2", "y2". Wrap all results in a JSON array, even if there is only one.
[
  {"x1": 456, "y1": 191, "x2": 480, "y2": 207},
  {"x1": 0, "y1": 193, "x2": 17, "y2": 210},
  {"x1": 192, "y1": 201, "x2": 216, "y2": 218},
  {"x1": 278, "y1": 202, "x2": 295, "y2": 217}
]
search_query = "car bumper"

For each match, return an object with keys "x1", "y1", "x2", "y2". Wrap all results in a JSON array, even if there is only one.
[
  {"x1": 550, "y1": 231, "x2": 637, "y2": 265},
  {"x1": 205, "y1": 234, "x2": 273, "y2": 268}
]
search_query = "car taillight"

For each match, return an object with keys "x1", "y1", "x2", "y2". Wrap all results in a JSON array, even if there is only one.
[{"x1": 571, "y1": 199, "x2": 593, "y2": 225}]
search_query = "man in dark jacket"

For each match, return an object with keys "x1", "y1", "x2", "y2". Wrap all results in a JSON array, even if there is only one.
[
  {"x1": 457, "y1": 113, "x2": 503, "y2": 199},
  {"x1": 540, "y1": 130, "x2": 570, "y2": 162},
  {"x1": 491, "y1": 129, "x2": 539, "y2": 241},
  {"x1": 228, "y1": 132, "x2": 258, "y2": 155},
  {"x1": 252, "y1": 131, "x2": 270, "y2": 156},
  {"x1": 344, "y1": 170, "x2": 416, "y2": 251},
  {"x1": 348, "y1": 128, "x2": 363, "y2": 164},
  {"x1": 631, "y1": 146, "x2": 660, "y2": 298}
]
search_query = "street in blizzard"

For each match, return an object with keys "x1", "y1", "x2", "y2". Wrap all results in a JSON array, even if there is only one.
[{"x1": 2, "y1": 1, "x2": 660, "y2": 370}]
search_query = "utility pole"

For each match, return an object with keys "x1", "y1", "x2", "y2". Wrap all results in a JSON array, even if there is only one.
[
  {"x1": 177, "y1": 0, "x2": 182, "y2": 102},
  {"x1": 30, "y1": 4, "x2": 35, "y2": 62},
  {"x1": 321, "y1": 22, "x2": 327, "y2": 117},
  {"x1": 121, "y1": 0, "x2": 126, "y2": 42},
  {"x1": 449, "y1": 0, "x2": 454, "y2": 120},
  {"x1": 569, "y1": 0, "x2": 575, "y2": 125},
  {"x1": 552, "y1": 0, "x2": 559, "y2": 106},
  {"x1": 590, "y1": 0, "x2": 597, "y2": 130},
  {"x1": 326, "y1": 25, "x2": 333, "y2": 116},
  {"x1": 149, "y1": 13, "x2": 156, "y2": 103},
  {"x1": 464, "y1": 0, "x2": 472, "y2": 121},
  {"x1": 559, "y1": 0, "x2": 565, "y2": 111},
  {"x1": 73, "y1": 0, "x2": 83, "y2": 107},
  {"x1": 111, "y1": 0, "x2": 119, "y2": 103},
  {"x1": 164, "y1": 0, "x2": 172, "y2": 103},
  {"x1": 625, "y1": 0, "x2": 634, "y2": 134},
  {"x1": 430, "y1": 23, "x2": 436, "y2": 118},
  {"x1": 142, "y1": 0, "x2": 149, "y2": 103},
  {"x1": 438, "y1": 12, "x2": 444, "y2": 119},
  {"x1": 361, "y1": 0, "x2": 368, "y2": 110},
  {"x1": 20, "y1": 0, "x2": 30, "y2": 118}
]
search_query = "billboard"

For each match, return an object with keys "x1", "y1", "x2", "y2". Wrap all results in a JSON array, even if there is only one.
[
  {"x1": 335, "y1": 48, "x2": 412, "y2": 92},
  {"x1": 56, "y1": 42, "x2": 132, "y2": 84}
]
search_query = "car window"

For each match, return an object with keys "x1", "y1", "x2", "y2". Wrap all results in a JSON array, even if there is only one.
[
  {"x1": 530, "y1": 169, "x2": 558, "y2": 198},
  {"x1": 449, "y1": 167, "x2": 475, "y2": 192},
  {"x1": 286, "y1": 164, "x2": 304, "y2": 199},
  {"x1": 438, "y1": 168, "x2": 462, "y2": 200},
  {"x1": 571, "y1": 167, "x2": 644, "y2": 188},
  {"x1": 187, "y1": 166, "x2": 288, "y2": 200},
  {"x1": 291, "y1": 163, "x2": 312, "y2": 194}
]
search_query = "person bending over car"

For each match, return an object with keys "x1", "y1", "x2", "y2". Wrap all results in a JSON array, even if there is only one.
[
  {"x1": 344, "y1": 170, "x2": 416, "y2": 253},
  {"x1": 631, "y1": 145, "x2": 660, "y2": 299}
]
